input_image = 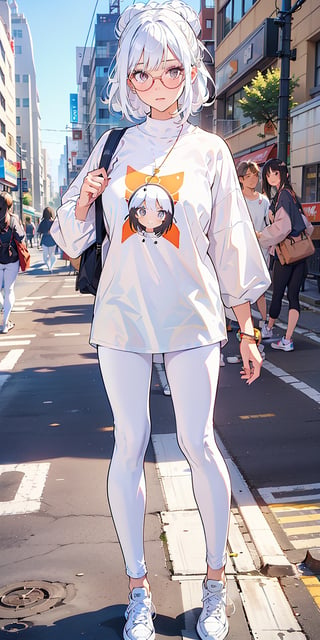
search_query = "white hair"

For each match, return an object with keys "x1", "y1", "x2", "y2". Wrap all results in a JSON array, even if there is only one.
[
  {"x1": 128, "y1": 183, "x2": 174, "y2": 213},
  {"x1": 105, "y1": 0, "x2": 213, "y2": 123}
]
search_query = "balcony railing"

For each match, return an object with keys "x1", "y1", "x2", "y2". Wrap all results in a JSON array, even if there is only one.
[{"x1": 214, "y1": 119, "x2": 242, "y2": 136}]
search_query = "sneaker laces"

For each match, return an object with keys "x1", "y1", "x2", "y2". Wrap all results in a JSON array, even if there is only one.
[
  {"x1": 202, "y1": 587, "x2": 225, "y2": 618},
  {"x1": 125, "y1": 594, "x2": 156, "y2": 627},
  {"x1": 202, "y1": 584, "x2": 235, "y2": 618}
]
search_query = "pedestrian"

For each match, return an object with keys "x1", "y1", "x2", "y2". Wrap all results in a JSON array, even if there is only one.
[
  {"x1": 24, "y1": 216, "x2": 35, "y2": 248},
  {"x1": 0, "y1": 192, "x2": 25, "y2": 333},
  {"x1": 37, "y1": 206, "x2": 57, "y2": 273},
  {"x1": 237, "y1": 160, "x2": 270, "y2": 337},
  {"x1": 257, "y1": 158, "x2": 314, "y2": 351},
  {"x1": 51, "y1": 2, "x2": 270, "y2": 639}
]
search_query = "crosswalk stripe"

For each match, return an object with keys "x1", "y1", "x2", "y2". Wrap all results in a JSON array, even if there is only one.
[{"x1": 0, "y1": 349, "x2": 24, "y2": 371}]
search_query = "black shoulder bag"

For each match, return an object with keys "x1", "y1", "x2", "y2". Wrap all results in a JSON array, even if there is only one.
[{"x1": 76, "y1": 127, "x2": 127, "y2": 295}]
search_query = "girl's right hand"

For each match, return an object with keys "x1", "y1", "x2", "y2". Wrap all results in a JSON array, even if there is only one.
[{"x1": 78, "y1": 167, "x2": 109, "y2": 208}]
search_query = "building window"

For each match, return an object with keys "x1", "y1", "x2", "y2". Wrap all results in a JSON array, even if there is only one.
[
  {"x1": 16, "y1": 116, "x2": 20, "y2": 125},
  {"x1": 220, "y1": 0, "x2": 257, "y2": 41},
  {"x1": 22, "y1": 98, "x2": 29, "y2": 107},
  {"x1": 96, "y1": 65, "x2": 108, "y2": 78},
  {"x1": 205, "y1": 0, "x2": 214, "y2": 6},
  {"x1": 206, "y1": 19, "x2": 213, "y2": 30},
  {"x1": 224, "y1": 88, "x2": 251, "y2": 133},
  {"x1": 0, "y1": 119, "x2": 5, "y2": 136},
  {"x1": 15, "y1": 74, "x2": 20, "y2": 82},
  {"x1": 98, "y1": 108, "x2": 109, "y2": 119},
  {"x1": 13, "y1": 29, "x2": 23, "y2": 38},
  {"x1": 0, "y1": 92, "x2": 5, "y2": 110},
  {"x1": 23, "y1": 74, "x2": 29, "y2": 83},
  {"x1": 315, "y1": 41, "x2": 320, "y2": 88},
  {"x1": 0, "y1": 40, "x2": 4, "y2": 62},
  {"x1": 15, "y1": 45, "x2": 22, "y2": 54},
  {"x1": 0, "y1": 67, "x2": 4, "y2": 85},
  {"x1": 302, "y1": 164, "x2": 320, "y2": 202},
  {"x1": 16, "y1": 98, "x2": 20, "y2": 107}
]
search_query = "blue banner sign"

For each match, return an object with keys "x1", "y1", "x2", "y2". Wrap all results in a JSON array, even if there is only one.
[{"x1": 70, "y1": 93, "x2": 78, "y2": 123}]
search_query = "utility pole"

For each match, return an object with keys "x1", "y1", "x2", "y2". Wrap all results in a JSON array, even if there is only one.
[
  {"x1": 277, "y1": 0, "x2": 292, "y2": 163},
  {"x1": 276, "y1": 0, "x2": 307, "y2": 163}
]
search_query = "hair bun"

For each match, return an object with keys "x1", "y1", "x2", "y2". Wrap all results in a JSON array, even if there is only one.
[{"x1": 116, "y1": 0, "x2": 200, "y2": 39}]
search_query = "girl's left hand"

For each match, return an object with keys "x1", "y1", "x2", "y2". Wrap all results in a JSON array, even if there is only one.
[{"x1": 239, "y1": 341, "x2": 262, "y2": 385}]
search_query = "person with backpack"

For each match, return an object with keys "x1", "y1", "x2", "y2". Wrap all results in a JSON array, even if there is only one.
[
  {"x1": 51, "y1": 2, "x2": 270, "y2": 639},
  {"x1": 0, "y1": 193, "x2": 25, "y2": 333}
]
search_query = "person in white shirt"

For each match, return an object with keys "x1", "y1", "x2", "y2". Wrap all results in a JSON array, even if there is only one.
[
  {"x1": 237, "y1": 160, "x2": 271, "y2": 338},
  {"x1": 51, "y1": 2, "x2": 270, "y2": 639}
]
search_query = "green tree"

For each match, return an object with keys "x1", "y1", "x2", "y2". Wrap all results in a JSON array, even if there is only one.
[
  {"x1": 238, "y1": 68, "x2": 299, "y2": 131},
  {"x1": 23, "y1": 193, "x2": 32, "y2": 206}
]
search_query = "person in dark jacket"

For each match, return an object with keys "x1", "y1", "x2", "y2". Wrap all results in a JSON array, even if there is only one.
[
  {"x1": 0, "y1": 193, "x2": 25, "y2": 333},
  {"x1": 37, "y1": 206, "x2": 57, "y2": 272},
  {"x1": 25, "y1": 216, "x2": 35, "y2": 248}
]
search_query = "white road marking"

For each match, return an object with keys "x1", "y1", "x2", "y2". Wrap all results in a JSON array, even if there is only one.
[
  {"x1": 258, "y1": 483, "x2": 320, "y2": 505},
  {"x1": 51, "y1": 294, "x2": 82, "y2": 299},
  {"x1": 262, "y1": 361, "x2": 320, "y2": 404},
  {"x1": 0, "y1": 463, "x2": 50, "y2": 515},
  {"x1": 0, "y1": 334, "x2": 36, "y2": 339},
  {"x1": 0, "y1": 349, "x2": 24, "y2": 371},
  {"x1": 0, "y1": 340, "x2": 31, "y2": 346},
  {"x1": 53, "y1": 332, "x2": 81, "y2": 337}
]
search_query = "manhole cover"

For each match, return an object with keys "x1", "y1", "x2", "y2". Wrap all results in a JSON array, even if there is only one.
[{"x1": 0, "y1": 581, "x2": 67, "y2": 619}]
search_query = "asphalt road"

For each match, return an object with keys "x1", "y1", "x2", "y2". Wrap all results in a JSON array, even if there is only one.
[{"x1": 0, "y1": 249, "x2": 319, "y2": 639}]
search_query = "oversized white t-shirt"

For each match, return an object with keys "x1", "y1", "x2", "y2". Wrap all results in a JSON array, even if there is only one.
[{"x1": 51, "y1": 117, "x2": 270, "y2": 353}]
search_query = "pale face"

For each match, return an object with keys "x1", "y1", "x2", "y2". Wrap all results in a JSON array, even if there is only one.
[
  {"x1": 266, "y1": 169, "x2": 281, "y2": 189},
  {"x1": 135, "y1": 201, "x2": 167, "y2": 232},
  {"x1": 128, "y1": 50, "x2": 188, "y2": 119}
]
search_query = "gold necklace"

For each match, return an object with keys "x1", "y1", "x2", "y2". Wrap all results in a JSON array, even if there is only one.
[{"x1": 146, "y1": 125, "x2": 183, "y2": 184}]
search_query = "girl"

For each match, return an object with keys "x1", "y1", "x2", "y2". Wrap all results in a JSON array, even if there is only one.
[
  {"x1": 127, "y1": 182, "x2": 174, "y2": 239},
  {"x1": 258, "y1": 158, "x2": 313, "y2": 351},
  {"x1": 37, "y1": 206, "x2": 57, "y2": 272},
  {"x1": 0, "y1": 193, "x2": 25, "y2": 334},
  {"x1": 237, "y1": 160, "x2": 270, "y2": 337},
  {"x1": 51, "y1": 2, "x2": 270, "y2": 639}
]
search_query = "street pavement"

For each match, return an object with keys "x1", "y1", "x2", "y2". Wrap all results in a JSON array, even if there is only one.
[{"x1": 0, "y1": 247, "x2": 319, "y2": 639}]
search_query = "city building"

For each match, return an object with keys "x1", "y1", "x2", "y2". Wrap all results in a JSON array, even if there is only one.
[
  {"x1": 0, "y1": 0, "x2": 17, "y2": 197},
  {"x1": 10, "y1": 0, "x2": 43, "y2": 214},
  {"x1": 211, "y1": 0, "x2": 319, "y2": 210},
  {"x1": 59, "y1": 4, "x2": 124, "y2": 192}
]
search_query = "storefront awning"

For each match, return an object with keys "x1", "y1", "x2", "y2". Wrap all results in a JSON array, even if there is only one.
[{"x1": 234, "y1": 143, "x2": 277, "y2": 167}]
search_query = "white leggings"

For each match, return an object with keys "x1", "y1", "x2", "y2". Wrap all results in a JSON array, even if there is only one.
[
  {"x1": 0, "y1": 261, "x2": 19, "y2": 326},
  {"x1": 42, "y1": 245, "x2": 56, "y2": 271},
  {"x1": 98, "y1": 343, "x2": 231, "y2": 579}
]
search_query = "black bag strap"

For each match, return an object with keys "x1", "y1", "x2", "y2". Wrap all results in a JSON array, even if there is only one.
[{"x1": 95, "y1": 128, "x2": 127, "y2": 247}]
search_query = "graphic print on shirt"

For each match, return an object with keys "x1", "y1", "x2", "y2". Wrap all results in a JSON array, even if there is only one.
[{"x1": 121, "y1": 165, "x2": 184, "y2": 248}]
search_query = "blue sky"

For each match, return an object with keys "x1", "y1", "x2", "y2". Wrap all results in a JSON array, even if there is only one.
[{"x1": 16, "y1": 0, "x2": 200, "y2": 185}]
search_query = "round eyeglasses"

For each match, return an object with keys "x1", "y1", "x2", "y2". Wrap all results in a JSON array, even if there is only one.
[{"x1": 128, "y1": 66, "x2": 185, "y2": 92}]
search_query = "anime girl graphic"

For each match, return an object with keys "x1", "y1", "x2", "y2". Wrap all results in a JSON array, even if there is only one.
[
  {"x1": 51, "y1": 2, "x2": 271, "y2": 639},
  {"x1": 128, "y1": 183, "x2": 174, "y2": 238}
]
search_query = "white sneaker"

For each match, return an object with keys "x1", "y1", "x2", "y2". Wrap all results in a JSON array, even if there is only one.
[
  {"x1": 123, "y1": 587, "x2": 155, "y2": 640},
  {"x1": 271, "y1": 337, "x2": 294, "y2": 352},
  {"x1": 261, "y1": 323, "x2": 273, "y2": 340},
  {"x1": 1, "y1": 320, "x2": 14, "y2": 334},
  {"x1": 196, "y1": 580, "x2": 228, "y2": 640}
]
